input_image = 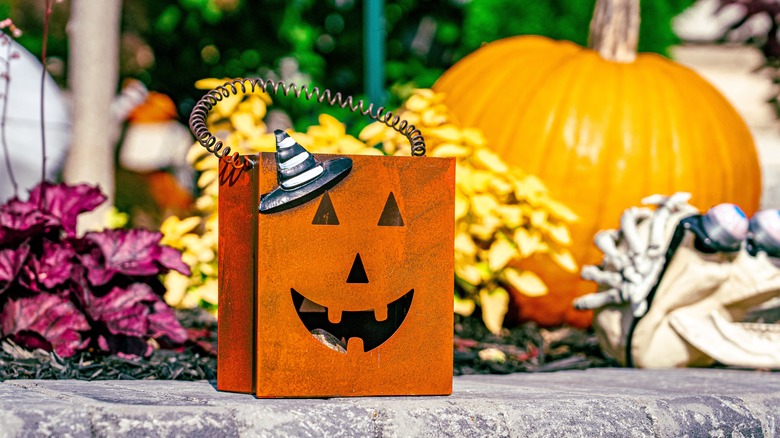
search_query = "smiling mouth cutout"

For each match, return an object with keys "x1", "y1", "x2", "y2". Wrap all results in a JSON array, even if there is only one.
[{"x1": 291, "y1": 289, "x2": 414, "y2": 353}]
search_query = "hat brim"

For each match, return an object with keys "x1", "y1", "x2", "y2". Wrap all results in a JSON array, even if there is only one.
[{"x1": 259, "y1": 157, "x2": 353, "y2": 213}]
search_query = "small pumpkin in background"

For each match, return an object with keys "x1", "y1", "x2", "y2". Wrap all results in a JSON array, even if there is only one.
[{"x1": 434, "y1": 0, "x2": 762, "y2": 327}]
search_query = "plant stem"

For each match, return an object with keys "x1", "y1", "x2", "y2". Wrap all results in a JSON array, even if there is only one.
[
  {"x1": 39, "y1": 0, "x2": 52, "y2": 209},
  {"x1": 588, "y1": 0, "x2": 641, "y2": 63},
  {"x1": 0, "y1": 39, "x2": 18, "y2": 196}
]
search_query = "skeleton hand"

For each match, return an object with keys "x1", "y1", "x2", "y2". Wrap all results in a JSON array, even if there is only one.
[
  {"x1": 576, "y1": 195, "x2": 780, "y2": 369},
  {"x1": 574, "y1": 192, "x2": 696, "y2": 317}
]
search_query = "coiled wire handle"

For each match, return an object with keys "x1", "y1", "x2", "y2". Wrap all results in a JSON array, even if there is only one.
[{"x1": 189, "y1": 78, "x2": 427, "y2": 171}]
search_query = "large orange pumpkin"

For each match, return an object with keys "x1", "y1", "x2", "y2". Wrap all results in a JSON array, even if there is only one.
[{"x1": 434, "y1": 0, "x2": 762, "y2": 327}]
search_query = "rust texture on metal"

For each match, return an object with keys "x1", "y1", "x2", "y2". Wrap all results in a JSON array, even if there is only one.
[
  {"x1": 218, "y1": 153, "x2": 455, "y2": 398},
  {"x1": 217, "y1": 160, "x2": 258, "y2": 393}
]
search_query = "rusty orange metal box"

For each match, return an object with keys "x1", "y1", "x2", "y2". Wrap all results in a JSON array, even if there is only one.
[{"x1": 217, "y1": 152, "x2": 455, "y2": 398}]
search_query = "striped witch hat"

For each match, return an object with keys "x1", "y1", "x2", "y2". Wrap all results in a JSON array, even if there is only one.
[{"x1": 259, "y1": 130, "x2": 352, "y2": 213}]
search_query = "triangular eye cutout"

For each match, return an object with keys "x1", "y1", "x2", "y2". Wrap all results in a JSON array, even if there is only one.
[
  {"x1": 378, "y1": 192, "x2": 404, "y2": 226},
  {"x1": 312, "y1": 192, "x2": 339, "y2": 225}
]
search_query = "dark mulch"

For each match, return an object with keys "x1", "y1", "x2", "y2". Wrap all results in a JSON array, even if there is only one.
[
  {"x1": 453, "y1": 314, "x2": 617, "y2": 375},
  {"x1": 0, "y1": 310, "x2": 615, "y2": 381},
  {"x1": 0, "y1": 309, "x2": 217, "y2": 382}
]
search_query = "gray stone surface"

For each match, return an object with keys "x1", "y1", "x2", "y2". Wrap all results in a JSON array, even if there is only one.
[{"x1": 1, "y1": 369, "x2": 779, "y2": 437}]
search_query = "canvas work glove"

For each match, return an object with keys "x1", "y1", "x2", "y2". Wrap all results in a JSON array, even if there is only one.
[{"x1": 574, "y1": 193, "x2": 780, "y2": 368}]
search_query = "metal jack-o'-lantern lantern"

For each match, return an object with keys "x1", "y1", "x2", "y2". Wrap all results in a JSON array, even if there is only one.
[{"x1": 189, "y1": 79, "x2": 455, "y2": 398}]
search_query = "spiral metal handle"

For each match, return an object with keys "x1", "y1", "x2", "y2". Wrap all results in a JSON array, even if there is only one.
[{"x1": 189, "y1": 78, "x2": 427, "y2": 171}]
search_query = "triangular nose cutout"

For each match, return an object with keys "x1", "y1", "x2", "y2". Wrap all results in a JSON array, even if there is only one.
[
  {"x1": 312, "y1": 192, "x2": 339, "y2": 225},
  {"x1": 378, "y1": 192, "x2": 404, "y2": 226},
  {"x1": 346, "y1": 253, "x2": 369, "y2": 283}
]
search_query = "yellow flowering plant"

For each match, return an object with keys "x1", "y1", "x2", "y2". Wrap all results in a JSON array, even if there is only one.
[
  {"x1": 359, "y1": 89, "x2": 578, "y2": 332},
  {"x1": 162, "y1": 81, "x2": 577, "y2": 332}
]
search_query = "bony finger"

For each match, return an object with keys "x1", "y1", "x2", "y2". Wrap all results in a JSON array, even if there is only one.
[
  {"x1": 594, "y1": 230, "x2": 621, "y2": 258},
  {"x1": 581, "y1": 265, "x2": 622, "y2": 289},
  {"x1": 621, "y1": 207, "x2": 653, "y2": 255},
  {"x1": 573, "y1": 288, "x2": 623, "y2": 310}
]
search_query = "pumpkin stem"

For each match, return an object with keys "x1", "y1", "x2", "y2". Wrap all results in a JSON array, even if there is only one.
[{"x1": 588, "y1": 0, "x2": 640, "y2": 63}]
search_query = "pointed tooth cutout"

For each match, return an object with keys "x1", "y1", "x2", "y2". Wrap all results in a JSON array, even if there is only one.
[
  {"x1": 378, "y1": 192, "x2": 404, "y2": 226},
  {"x1": 299, "y1": 297, "x2": 326, "y2": 313},
  {"x1": 312, "y1": 192, "x2": 339, "y2": 225},
  {"x1": 346, "y1": 253, "x2": 369, "y2": 284}
]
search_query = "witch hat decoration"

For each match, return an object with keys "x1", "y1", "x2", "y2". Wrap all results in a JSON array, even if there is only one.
[{"x1": 259, "y1": 130, "x2": 352, "y2": 213}]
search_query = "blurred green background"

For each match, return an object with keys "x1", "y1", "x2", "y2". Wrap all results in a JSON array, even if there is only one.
[{"x1": 1, "y1": 0, "x2": 692, "y2": 132}]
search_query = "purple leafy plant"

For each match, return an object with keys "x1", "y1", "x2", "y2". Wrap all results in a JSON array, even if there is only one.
[{"x1": 0, "y1": 182, "x2": 191, "y2": 358}]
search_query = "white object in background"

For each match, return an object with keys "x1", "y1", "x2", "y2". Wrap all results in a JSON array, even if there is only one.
[
  {"x1": 672, "y1": 0, "x2": 766, "y2": 42},
  {"x1": 0, "y1": 39, "x2": 71, "y2": 203}
]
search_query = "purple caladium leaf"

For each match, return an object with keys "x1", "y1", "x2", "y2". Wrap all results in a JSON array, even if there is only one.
[
  {"x1": 0, "y1": 182, "x2": 190, "y2": 358},
  {"x1": 0, "y1": 200, "x2": 53, "y2": 245},
  {"x1": 1, "y1": 293, "x2": 90, "y2": 357},
  {"x1": 27, "y1": 183, "x2": 106, "y2": 237},
  {"x1": 20, "y1": 240, "x2": 76, "y2": 291},
  {"x1": 81, "y1": 229, "x2": 164, "y2": 286},
  {"x1": 82, "y1": 283, "x2": 157, "y2": 337},
  {"x1": 148, "y1": 301, "x2": 187, "y2": 344},
  {"x1": 159, "y1": 246, "x2": 192, "y2": 277},
  {"x1": 80, "y1": 229, "x2": 191, "y2": 285},
  {"x1": 0, "y1": 244, "x2": 30, "y2": 294}
]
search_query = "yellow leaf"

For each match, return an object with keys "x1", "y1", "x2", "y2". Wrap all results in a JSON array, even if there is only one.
[
  {"x1": 454, "y1": 296, "x2": 476, "y2": 317},
  {"x1": 308, "y1": 114, "x2": 346, "y2": 141},
  {"x1": 200, "y1": 261, "x2": 216, "y2": 277},
  {"x1": 473, "y1": 148, "x2": 508, "y2": 173},
  {"x1": 478, "y1": 347, "x2": 507, "y2": 363},
  {"x1": 550, "y1": 248, "x2": 579, "y2": 273},
  {"x1": 455, "y1": 192, "x2": 469, "y2": 220},
  {"x1": 471, "y1": 194, "x2": 499, "y2": 218},
  {"x1": 421, "y1": 108, "x2": 447, "y2": 126},
  {"x1": 199, "y1": 279, "x2": 219, "y2": 305},
  {"x1": 462, "y1": 169, "x2": 493, "y2": 193},
  {"x1": 245, "y1": 133, "x2": 277, "y2": 153},
  {"x1": 161, "y1": 216, "x2": 202, "y2": 245},
  {"x1": 503, "y1": 268, "x2": 547, "y2": 297},
  {"x1": 470, "y1": 215, "x2": 501, "y2": 241},
  {"x1": 546, "y1": 222, "x2": 572, "y2": 246},
  {"x1": 480, "y1": 287, "x2": 509, "y2": 334},
  {"x1": 238, "y1": 97, "x2": 267, "y2": 120},
  {"x1": 359, "y1": 122, "x2": 388, "y2": 145},
  {"x1": 540, "y1": 198, "x2": 579, "y2": 223},
  {"x1": 335, "y1": 137, "x2": 369, "y2": 154},
  {"x1": 461, "y1": 128, "x2": 486, "y2": 148},
  {"x1": 354, "y1": 147, "x2": 384, "y2": 156},
  {"x1": 104, "y1": 206, "x2": 129, "y2": 230},
  {"x1": 524, "y1": 175, "x2": 549, "y2": 192},
  {"x1": 488, "y1": 238, "x2": 517, "y2": 272},
  {"x1": 196, "y1": 195, "x2": 215, "y2": 212},
  {"x1": 430, "y1": 143, "x2": 471, "y2": 158},
  {"x1": 454, "y1": 232, "x2": 478, "y2": 257},
  {"x1": 186, "y1": 143, "x2": 209, "y2": 165},
  {"x1": 496, "y1": 205, "x2": 523, "y2": 228},
  {"x1": 456, "y1": 263, "x2": 483, "y2": 286},
  {"x1": 412, "y1": 88, "x2": 437, "y2": 100},
  {"x1": 231, "y1": 112, "x2": 259, "y2": 136},
  {"x1": 405, "y1": 93, "x2": 431, "y2": 112},
  {"x1": 197, "y1": 169, "x2": 218, "y2": 190},
  {"x1": 426, "y1": 125, "x2": 462, "y2": 143},
  {"x1": 489, "y1": 177, "x2": 514, "y2": 198},
  {"x1": 530, "y1": 209, "x2": 547, "y2": 227},
  {"x1": 215, "y1": 94, "x2": 243, "y2": 118},
  {"x1": 194, "y1": 77, "x2": 232, "y2": 89},
  {"x1": 513, "y1": 228, "x2": 542, "y2": 258},
  {"x1": 194, "y1": 154, "x2": 219, "y2": 172},
  {"x1": 164, "y1": 271, "x2": 192, "y2": 308}
]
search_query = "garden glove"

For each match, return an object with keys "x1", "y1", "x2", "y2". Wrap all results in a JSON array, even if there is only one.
[{"x1": 574, "y1": 193, "x2": 780, "y2": 368}]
